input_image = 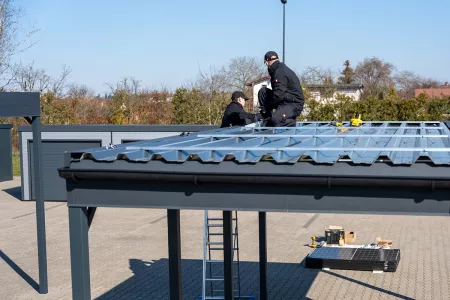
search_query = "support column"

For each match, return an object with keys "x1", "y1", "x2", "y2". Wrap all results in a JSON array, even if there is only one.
[
  {"x1": 167, "y1": 209, "x2": 182, "y2": 300},
  {"x1": 69, "y1": 207, "x2": 91, "y2": 300},
  {"x1": 32, "y1": 116, "x2": 48, "y2": 294},
  {"x1": 259, "y1": 211, "x2": 268, "y2": 300},
  {"x1": 223, "y1": 210, "x2": 234, "y2": 300}
]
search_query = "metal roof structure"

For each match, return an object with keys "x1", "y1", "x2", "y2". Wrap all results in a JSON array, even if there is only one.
[
  {"x1": 60, "y1": 121, "x2": 450, "y2": 300},
  {"x1": 73, "y1": 121, "x2": 450, "y2": 165}
]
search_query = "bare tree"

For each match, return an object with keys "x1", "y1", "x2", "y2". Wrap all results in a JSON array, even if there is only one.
[
  {"x1": 106, "y1": 76, "x2": 142, "y2": 95},
  {"x1": 66, "y1": 83, "x2": 95, "y2": 99},
  {"x1": 0, "y1": 0, "x2": 39, "y2": 88},
  {"x1": 354, "y1": 57, "x2": 395, "y2": 99},
  {"x1": 196, "y1": 65, "x2": 228, "y2": 125},
  {"x1": 394, "y1": 70, "x2": 443, "y2": 98},
  {"x1": 51, "y1": 64, "x2": 71, "y2": 96},
  {"x1": 300, "y1": 66, "x2": 337, "y2": 100},
  {"x1": 197, "y1": 65, "x2": 228, "y2": 93},
  {"x1": 11, "y1": 61, "x2": 71, "y2": 94},
  {"x1": 11, "y1": 61, "x2": 50, "y2": 92},
  {"x1": 227, "y1": 56, "x2": 266, "y2": 92},
  {"x1": 129, "y1": 77, "x2": 141, "y2": 95}
]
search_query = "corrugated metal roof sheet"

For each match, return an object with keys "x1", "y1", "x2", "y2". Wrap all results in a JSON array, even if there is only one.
[{"x1": 75, "y1": 121, "x2": 450, "y2": 165}]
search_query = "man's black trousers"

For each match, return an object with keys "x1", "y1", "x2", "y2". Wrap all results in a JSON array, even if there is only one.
[{"x1": 258, "y1": 87, "x2": 303, "y2": 127}]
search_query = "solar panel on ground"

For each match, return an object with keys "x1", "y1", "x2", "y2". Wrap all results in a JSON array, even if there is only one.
[{"x1": 305, "y1": 247, "x2": 401, "y2": 272}]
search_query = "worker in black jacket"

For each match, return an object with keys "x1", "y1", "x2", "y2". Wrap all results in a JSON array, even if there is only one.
[
  {"x1": 221, "y1": 91, "x2": 261, "y2": 128},
  {"x1": 258, "y1": 51, "x2": 305, "y2": 127}
]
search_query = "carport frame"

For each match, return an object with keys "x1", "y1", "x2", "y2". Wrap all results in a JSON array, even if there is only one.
[
  {"x1": 59, "y1": 155, "x2": 450, "y2": 300},
  {"x1": 0, "y1": 92, "x2": 48, "y2": 294}
]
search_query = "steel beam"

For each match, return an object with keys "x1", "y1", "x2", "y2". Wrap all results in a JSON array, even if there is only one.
[
  {"x1": 31, "y1": 116, "x2": 48, "y2": 294},
  {"x1": 223, "y1": 211, "x2": 234, "y2": 300},
  {"x1": 259, "y1": 212, "x2": 268, "y2": 300},
  {"x1": 167, "y1": 209, "x2": 182, "y2": 300},
  {"x1": 68, "y1": 207, "x2": 91, "y2": 300}
]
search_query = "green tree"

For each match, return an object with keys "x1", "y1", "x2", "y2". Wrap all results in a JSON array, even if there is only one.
[{"x1": 337, "y1": 60, "x2": 355, "y2": 84}]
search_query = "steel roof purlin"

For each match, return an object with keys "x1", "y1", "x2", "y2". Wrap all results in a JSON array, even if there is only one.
[{"x1": 73, "y1": 121, "x2": 450, "y2": 165}]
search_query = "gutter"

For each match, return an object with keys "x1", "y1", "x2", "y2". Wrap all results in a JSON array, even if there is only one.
[{"x1": 58, "y1": 168, "x2": 450, "y2": 191}]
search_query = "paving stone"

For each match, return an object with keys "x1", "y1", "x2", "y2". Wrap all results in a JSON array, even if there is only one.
[{"x1": 1, "y1": 178, "x2": 449, "y2": 299}]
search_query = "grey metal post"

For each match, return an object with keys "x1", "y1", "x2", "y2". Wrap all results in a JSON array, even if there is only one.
[
  {"x1": 69, "y1": 207, "x2": 91, "y2": 300},
  {"x1": 167, "y1": 209, "x2": 182, "y2": 300},
  {"x1": 31, "y1": 116, "x2": 48, "y2": 294},
  {"x1": 282, "y1": 0, "x2": 286, "y2": 63},
  {"x1": 223, "y1": 211, "x2": 234, "y2": 300},
  {"x1": 259, "y1": 212, "x2": 268, "y2": 300}
]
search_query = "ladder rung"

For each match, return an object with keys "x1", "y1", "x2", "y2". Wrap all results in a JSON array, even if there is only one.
[
  {"x1": 210, "y1": 248, "x2": 239, "y2": 251},
  {"x1": 203, "y1": 296, "x2": 241, "y2": 300},
  {"x1": 203, "y1": 297, "x2": 250, "y2": 300},
  {"x1": 207, "y1": 242, "x2": 223, "y2": 245},
  {"x1": 208, "y1": 218, "x2": 238, "y2": 221},
  {"x1": 209, "y1": 233, "x2": 237, "y2": 236},
  {"x1": 213, "y1": 289, "x2": 240, "y2": 293},
  {"x1": 206, "y1": 260, "x2": 239, "y2": 263},
  {"x1": 207, "y1": 224, "x2": 222, "y2": 227},
  {"x1": 209, "y1": 276, "x2": 239, "y2": 280}
]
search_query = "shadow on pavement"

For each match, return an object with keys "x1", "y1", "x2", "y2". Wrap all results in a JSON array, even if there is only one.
[
  {"x1": 96, "y1": 258, "x2": 319, "y2": 300},
  {"x1": 96, "y1": 257, "x2": 414, "y2": 300},
  {"x1": 2, "y1": 186, "x2": 22, "y2": 200},
  {"x1": 322, "y1": 270, "x2": 414, "y2": 300},
  {"x1": 0, "y1": 250, "x2": 39, "y2": 292}
]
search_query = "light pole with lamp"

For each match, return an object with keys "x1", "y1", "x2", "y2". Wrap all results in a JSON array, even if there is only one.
[{"x1": 281, "y1": 0, "x2": 287, "y2": 63}]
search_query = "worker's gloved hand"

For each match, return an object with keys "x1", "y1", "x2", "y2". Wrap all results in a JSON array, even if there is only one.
[
  {"x1": 253, "y1": 112, "x2": 262, "y2": 121},
  {"x1": 260, "y1": 109, "x2": 271, "y2": 119}
]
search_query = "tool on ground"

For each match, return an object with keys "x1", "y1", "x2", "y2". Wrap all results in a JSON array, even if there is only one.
[
  {"x1": 325, "y1": 226, "x2": 345, "y2": 245},
  {"x1": 376, "y1": 237, "x2": 393, "y2": 248}
]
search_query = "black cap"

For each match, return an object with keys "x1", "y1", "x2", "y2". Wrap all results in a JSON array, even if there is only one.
[
  {"x1": 264, "y1": 51, "x2": 279, "y2": 61},
  {"x1": 231, "y1": 91, "x2": 249, "y2": 101}
]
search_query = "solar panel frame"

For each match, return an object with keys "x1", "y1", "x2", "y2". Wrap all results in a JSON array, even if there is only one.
[
  {"x1": 70, "y1": 121, "x2": 450, "y2": 165},
  {"x1": 305, "y1": 248, "x2": 401, "y2": 272}
]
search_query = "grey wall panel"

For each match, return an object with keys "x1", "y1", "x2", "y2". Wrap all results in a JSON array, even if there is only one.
[
  {"x1": 19, "y1": 125, "x2": 220, "y2": 201},
  {"x1": 20, "y1": 132, "x2": 112, "y2": 200},
  {"x1": 29, "y1": 141, "x2": 101, "y2": 201},
  {"x1": 0, "y1": 126, "x2": 13, "y2": 181}
]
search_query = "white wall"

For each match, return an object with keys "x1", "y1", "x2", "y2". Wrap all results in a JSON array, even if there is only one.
[
  {"x1": 250, "y1": 79, "x2": 363, "y2": 108},
  {"x1": 252, "y1": 79, "x2": 272, "y2": 111},
  {"x1": 310, "y1": 88, "x2": 363, "y2": 104}
]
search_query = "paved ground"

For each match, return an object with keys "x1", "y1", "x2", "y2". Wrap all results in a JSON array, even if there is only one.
[{"x1": 1, "y1": 177, "x2": 449, "y2": 300}]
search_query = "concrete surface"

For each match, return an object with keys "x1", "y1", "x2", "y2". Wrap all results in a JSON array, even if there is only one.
[{"x1": 1, "y1": 177, "x2": 449, "y2": 300}]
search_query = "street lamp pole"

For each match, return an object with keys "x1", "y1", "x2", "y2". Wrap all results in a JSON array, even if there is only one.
[{"x1": 281, "y1": 0, "x2": 287, "y2": 63}]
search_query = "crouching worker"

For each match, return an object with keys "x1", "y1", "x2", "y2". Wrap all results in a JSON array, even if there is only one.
[
  {"x1": 259, "y1": 51, "x2": 305, "y2": 127},
  {"x1": 220, "y1": 91, "x2": 261, "y2": 128}
]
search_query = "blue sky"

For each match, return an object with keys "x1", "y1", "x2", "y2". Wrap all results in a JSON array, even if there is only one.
[{"x1": 13, "y1": 0, "x2": 450, "y2": 94}]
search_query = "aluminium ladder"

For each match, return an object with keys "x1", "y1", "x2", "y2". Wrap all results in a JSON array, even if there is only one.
[{"x1": 201, "y1": 210, "x2": 242, "y2": 300}]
